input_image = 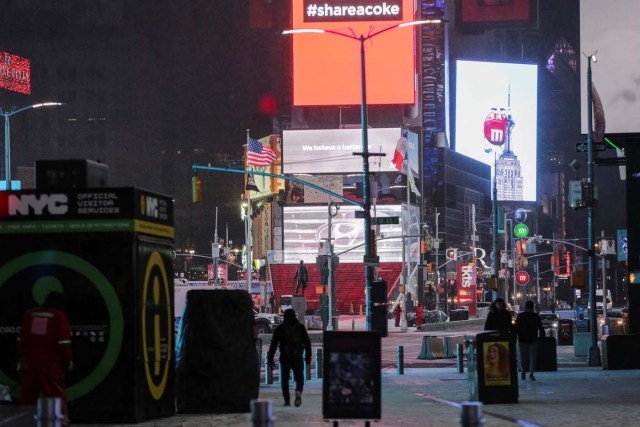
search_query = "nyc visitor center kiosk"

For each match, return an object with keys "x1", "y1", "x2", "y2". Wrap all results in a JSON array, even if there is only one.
[{"x1": 0, "y1": 188, "x2": 175, "y2": 423}]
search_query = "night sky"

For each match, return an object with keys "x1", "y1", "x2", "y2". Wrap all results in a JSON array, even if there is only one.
[
  {"x1": 0, "y1": 1, "x2": 276, "y2": 252},
  {"x1": 0, "y1": 0, "x2": 629, "y2": 258}
]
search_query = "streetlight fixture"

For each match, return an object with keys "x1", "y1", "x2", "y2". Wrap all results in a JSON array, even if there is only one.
[
  {"x1": 283, "y1": 18, "x2": 445, "y2": 331},
  {"x1": 2, "y1": 102, "x2": 64, "y2": 187},
  {"x1": 585, "y1": 53, "x2": 601, "y2": 366}
]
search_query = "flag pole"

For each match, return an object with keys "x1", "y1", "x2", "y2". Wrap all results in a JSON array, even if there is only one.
[{"x1": 246, "y1": 129, "x2": 253, "y2": 294}]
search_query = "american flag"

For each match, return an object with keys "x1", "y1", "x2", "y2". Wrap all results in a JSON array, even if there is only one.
[{"x1": 247, "y1": 137, "x2": 278, "y2": 166}]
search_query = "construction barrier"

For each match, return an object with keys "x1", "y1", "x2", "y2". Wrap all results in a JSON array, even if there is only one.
[
  {"x1": 445, "y1": 336, "x2": 466, "y2": 358},
  {"x1": 417, "y1": 336, "x2": 448, "y2": 359},
  {"x1": 417, "y1": 335, "x2": 467, "y2": 360}
]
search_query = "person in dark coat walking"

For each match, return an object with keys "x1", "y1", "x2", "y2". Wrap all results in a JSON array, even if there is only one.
[
  {"x1": 484, "y1": 298, "x2": 513, "y2": 333},
  {"x1": 514, "y1": 300, "x2": 545, "y2": 381},
  {"x1": 268, "y1": 309, "x2": 312, "y2": 407},
  {"x1": 293, "y1": 260, "x2": 308, "y2": 295}
]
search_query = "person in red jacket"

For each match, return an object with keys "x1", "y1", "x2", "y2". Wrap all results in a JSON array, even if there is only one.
[
  {"x1": 18, "y1": 291, "x2": 73, "y2": 421},
  {"x1": 393, "y1": 303, "x2": 402, "y2": 327},
  {"x1": 416, "y1": 302, "x2": 425, "y2": 329}
]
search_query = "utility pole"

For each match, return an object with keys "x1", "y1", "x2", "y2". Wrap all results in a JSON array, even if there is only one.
[
  {"x1": 326, "y1": 202, "x2": 339, "y2": 331},
  {"x1": 212, "y1": 206, "x2": 220, "y2": 286},
  {"x1": 586, "y1": 53, "x2": 601, "y2": 366},
  {"x1": 435, "y1": 209, "x2": 440, "y2": 311}
]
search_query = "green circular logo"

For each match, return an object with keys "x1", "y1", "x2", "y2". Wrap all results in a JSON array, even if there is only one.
[
  {"x1": 0, "y1": 251, "x2": 124, "y2": 401},
  {"x1": 514, "y1": 223, "x2": 529, "y2": 238}
]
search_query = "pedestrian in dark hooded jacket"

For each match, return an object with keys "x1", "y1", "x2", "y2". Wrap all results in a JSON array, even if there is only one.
[
  {"x1": 268, "y1": 309, "x2": 311, "y2": 407},
  {"x1": 515, "y1": 300, "x2": 545, "y2": 381},
  {"x1": 484, "y1": 298, "x2": 513, "y2": 333}
]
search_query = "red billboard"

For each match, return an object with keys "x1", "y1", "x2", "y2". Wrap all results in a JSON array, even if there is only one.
[
  {"x1": 290, "y1": 0, "x2": 416, "y2": 106},
  {"x1": 457, "y1": 262, "x2": 477, "y2": 317},
  {"x1": 0, "y1": 52, "x2": 31, "y2": 95}
]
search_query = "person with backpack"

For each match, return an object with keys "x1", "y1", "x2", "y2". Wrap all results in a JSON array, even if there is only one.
[{"x1": 267, "y1": 309, "x2": 312, "y2": 407}]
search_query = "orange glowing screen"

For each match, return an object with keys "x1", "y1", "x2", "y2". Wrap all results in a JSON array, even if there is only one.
[{"x1": 291, "y1": 0, "x2": 416, "y2": 106}]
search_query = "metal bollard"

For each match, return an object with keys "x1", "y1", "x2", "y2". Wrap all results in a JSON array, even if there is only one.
[
  {"x1": 251, "y1": 399, "x2": 274, "y2": 427},
  {"x1": 36, "y1": 397, "x2": 64, "y2": 427},
  {"x1": 264, "y1": 355, "x2": 273, "y2": 385},
  {"x1": 456, "y1": 343, "x2": 464, "y2": 374},
  {"x1": 315, "y1": 348, "x2": 323, "y2": 379},
  {"x1": 460, "y1": 401, "x2": 485, "y2": 427},
  {"x1": 305, "y1": 359, "x2": 311, "y2": 380},
  {"x1": 397, "y1": 345, "x2": 404, "y2": 375}
]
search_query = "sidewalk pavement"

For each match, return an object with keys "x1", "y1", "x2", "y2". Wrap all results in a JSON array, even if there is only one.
[
  {"x1": 70, "y1": 325, "x2": 640, "y2": 427},
  {"x1": 73, "y1": 360, "x2": 640, "y2": 427}
]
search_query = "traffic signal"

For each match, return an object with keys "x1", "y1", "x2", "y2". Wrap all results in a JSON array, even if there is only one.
[
  {"x1": 192, "y1": 175, "x2": 202, "y2": 203},
  {"x1": 446, "y1": 248, "x2": 457, "y2": 260},
  {"x1": 427, "y1": 263, "x2": 433, "y2": 273}
]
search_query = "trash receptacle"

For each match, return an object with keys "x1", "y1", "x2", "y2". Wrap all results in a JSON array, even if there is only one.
[
  {"x1": 558, "y1": 319, "x2": 574, "y2": 345},
  {"x1": 469, "y1": 331, "x2": 518, "y2": 404}
]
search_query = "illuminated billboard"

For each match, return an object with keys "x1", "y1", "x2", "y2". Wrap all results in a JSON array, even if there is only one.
[
  {"x1": 290, "y1": 0, "x2": 416, "y2": 106},
  {"x1": 283, "y1": 128, "x2": 401, "y2": 174},
  {"x1": 282, "y1": 204, "x2": 419, "y2": 263},
  {"x1": 0, "y1": 52, "x2": 31, "y2": 95},
  {"x1": 455, "y1": 60, "x2": 538, "y2": 201}
]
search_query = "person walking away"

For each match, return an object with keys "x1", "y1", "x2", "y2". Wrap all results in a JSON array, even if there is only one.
[
  {"x1": 268, "y1": 292, "x2": 276, "y2": 314},
  {"x1": 268, "y1": 309, "x2": 311, "y2": 407},
  {"x1": 514, "y1": 300, "x2": 545, "y2": 381},
  {"x1": 393, "y1": 303, "x2": 402, "y2": 327},
  {"x1": 18, "y1": 291, "x2": 73, "y2": 425},
  {"x1": 293, "y1": 260, "x2": 308, "y2": 295},
  {"x1": 484, "y1": 298, "x2": 513, "y2": 333},
  {"x1": 415, "y1": 302, "x2": 424, "y2": 329}
]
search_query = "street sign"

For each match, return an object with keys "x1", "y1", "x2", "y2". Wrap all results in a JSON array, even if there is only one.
[
  {"x1": 514, "y1": 208, "x2": 527, "y2": 223},
  {"x1": 372, "y1": 216, "x2": 399, "y2": 225},
  {"x1": 515, "y1": 271, "x2": 530, "y2": 285},
  {"x1": 513, "y1": 223, "x2": 529, "y2": 238},
  {"x1": 363, "y1": 255, "x2": 380, "y2": 265},
  {"x1": 576, "y1": 142, "x2": 605, "y2": 152}
]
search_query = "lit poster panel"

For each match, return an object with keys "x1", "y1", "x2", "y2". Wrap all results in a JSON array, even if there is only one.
[
  {"x1": 580, "y1": 0, "x2": 640, "y2": 134},
  {"x1": 456, "y1": 262, "x2": 477, "y2": 317},
  {"x1": 291, "y1": 0, "x2": 416, "y2": 106},
  {"x1": 283, "y1": 205, "x2": 403, "y2": 263},
  {"x1": 0, "y1": 52, "x2": 31, "y2": 95},
  {"x1": 455, "y1": 60, "x2": 538, "y2": 201},
  {"x1": 283, "y1": 128, "x2": 401, "y2": 174}
]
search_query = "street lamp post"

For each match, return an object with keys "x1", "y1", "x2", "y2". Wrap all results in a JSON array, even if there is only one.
[
  {"x1": 284, "y1": 18, "x2": 444, "y2": 330},
  {"x1": 585, "y1": 53, "x2": 601, "y2": 366},
  {"x1": 2, "y1": 102, "x2": 63, "y2": 186}
]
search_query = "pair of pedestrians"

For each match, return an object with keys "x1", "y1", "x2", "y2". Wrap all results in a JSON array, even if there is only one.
[{"x1": 484, "y1": 298, "x2": 545, "y2": 381}]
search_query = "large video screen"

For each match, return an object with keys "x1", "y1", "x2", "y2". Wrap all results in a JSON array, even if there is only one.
[
  {"x1": 580, "y1": 0, "x2": 640, "y2": 135},
  {"x1": 455, "y1": 60, "x2": 538, "y2": 201},
  {"x1": 290, "y1": 0, "x2": 416, "y2": 106},
  {"x1": 283, "y1": 128, "x2": 402, "y2": 174},
  {"x1": 282, "y1": 204, "x2": 419, "y2": 263}
]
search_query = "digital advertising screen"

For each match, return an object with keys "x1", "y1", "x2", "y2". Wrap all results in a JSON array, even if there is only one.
[
  {"x1": 290, "y1": 0, "x2": 416, "y2": 106},
  {"x1": 0, "y1": 52, "x2": 31, "y2": 95},
  {"x1": 456, "y1": 0, "x2": 538, "y2": 30},
  {"x1": 323, "y1": 331, "x2": 381, "y2": 420},
  {"x1": 282, "y1": 204, "x2": 415, "y2": 263},
  {"x1": 455, "y1": 60, "x2": 538, "y2": 201},
  {"x1": 283, "y1": 128, "x2": 402, "y2": 175}
]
